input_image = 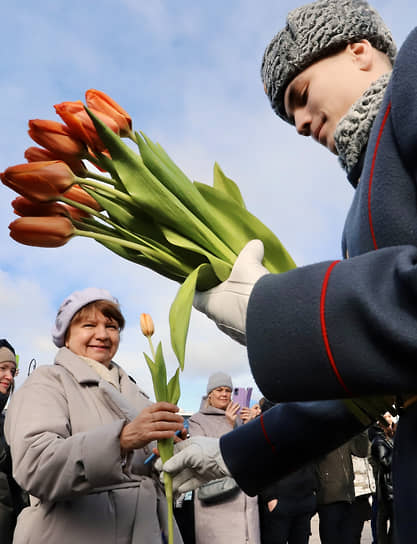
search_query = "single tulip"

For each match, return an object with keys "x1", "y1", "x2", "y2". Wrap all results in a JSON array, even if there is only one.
[
  {"x1": 1, "y1": 161, "x2": 75, "y2": 202},
  {"x1": 12, "y1": 196, "x2": 88, "y2": 221},
  {"x1": 25, "y1": 146, "x2": 87, "y2": 177},
  {"x1": 28, "y1": 120, "x2": 86, "y2": 158},
  {"x1": 54, "y1": 100, "x2": 120, "y2": 153},
  {"x1": 140, "y1": 313, "x2": 155, "y2": 337},
  {"x1": 63, "y1": 185, "x2": 103, "y2": 211},
  {"x1": 9, "y1": 216, "x2": 75, "y2": 248},
  {"x1": 85, "y1": 89, "x2": 132, "y2": 138}
]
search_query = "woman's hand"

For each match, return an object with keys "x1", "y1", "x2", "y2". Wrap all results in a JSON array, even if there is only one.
[
  {"x1": 240, "y1": 407, "x2": 254, "y2": 423},
  {"x1": 225, "y1": 401, "x2": 240, "y2": 427},
  {"x1": 120, "y1": 402, "x2": 184, "y2": 452}
]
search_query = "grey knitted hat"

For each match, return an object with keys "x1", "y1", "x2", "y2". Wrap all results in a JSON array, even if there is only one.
[
  {"x1": 52, "y1": 287, "x2": 119, "y2": 347},
  {"x1": 261, "y1": 0, "x2": 396, "y2": 123},
  {"x1": 206, "y1": 372, "x2": 233, "y2": 395}
]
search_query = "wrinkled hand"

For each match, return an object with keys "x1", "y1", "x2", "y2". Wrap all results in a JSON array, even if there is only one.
[
  {"x1": 193, "y1": 240, "x2": 268, "y2": 345},
  {"x1": 225, "y1": 401, "x2": 240, "y2": 427},
  {"x1": 156, "y1": 436, "x2": 231, "y2": 494},
  {"x1": 119, "y1": 402, "x2": 183, "y2": 452}
]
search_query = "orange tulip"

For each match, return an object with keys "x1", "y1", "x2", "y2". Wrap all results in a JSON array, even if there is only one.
[
  {"x1": 63, "y1": 185, "x2": 103, "y2": 211},
  {"x1": 54, "y1": 100, "x2": 120, "y2": 153},
  {"x1": 140, "y1": 313, "x2": 155, "y2": 337},
  {"x1": 28, "y1": 120, "x2": 86, "y2": 158},
  {"x1": 85, "y1": 89, "x2": 132, "y2": 137},
  {"x1": 1, "y1": 161, "x2": 75, "y2": 202},
  {"x1": 9, "y1": 216, "x2": 75, "y2": 248},
  {"x1": 25, "y1": 146, "x2": 87, "y2": 177},
  {"x1": 12, "y1": 196, "x2": 88, "y2": 221}
]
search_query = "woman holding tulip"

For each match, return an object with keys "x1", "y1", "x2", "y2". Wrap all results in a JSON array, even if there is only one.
[{"x1": 4, "y1": 287, "x2": 184, "y2": 544}]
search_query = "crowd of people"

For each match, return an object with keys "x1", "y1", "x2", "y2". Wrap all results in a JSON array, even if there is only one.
[{"x1": 2, "y1": 0, "x2": 416, "y2": 542}]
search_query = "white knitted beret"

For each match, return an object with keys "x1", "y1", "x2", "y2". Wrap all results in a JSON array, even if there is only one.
[{"x1": 52, "y1": 287, "x2": 119, "y2": 347}]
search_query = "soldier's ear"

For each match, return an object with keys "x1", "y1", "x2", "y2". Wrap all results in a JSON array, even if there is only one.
[{"x1": 348, "y1": 40, "x2": 373, "y2": 71}]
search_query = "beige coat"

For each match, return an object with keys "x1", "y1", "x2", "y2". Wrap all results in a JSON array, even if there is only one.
[
  {"x1": 4, "y1": 347, "x2": 183, "y2": 544},
  {"x1": 189, "y1": 400, "x2": 260, "y2": 544}
]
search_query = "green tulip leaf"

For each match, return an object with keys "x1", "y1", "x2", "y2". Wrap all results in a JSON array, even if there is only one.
[
  {"x1": 213, "y1": 162, "x2": 246, "y2": 209},
  {"x1": 167, "y1": 368, "x2": 181, "y2": 405}
]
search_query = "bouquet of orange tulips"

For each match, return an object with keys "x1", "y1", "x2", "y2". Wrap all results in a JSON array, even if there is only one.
[
  {"x1": 0, "y1": 89, "x2": 295, "y2": 370},
  {"x1": 0, "y1": 89, "x2": 393, "y2": 431}
]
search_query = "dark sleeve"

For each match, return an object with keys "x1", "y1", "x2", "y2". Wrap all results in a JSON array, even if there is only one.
[
  {"x1": 246, "y1": 245, "x2": 417, "y2": 403},
  {"x1": 219, "y1": 399, "x2": 365, "y2": 496},
  {"x1": 371, "y1": 437, "x2": 392, "y2": 472}
]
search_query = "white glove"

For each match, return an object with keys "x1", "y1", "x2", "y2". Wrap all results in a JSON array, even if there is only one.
[
  {"x1": 156, "y1": 436, "x2": 231, "y2": 494},
  {"x1": 194, "y1": 239, "x2": 268, "y2": 345}
]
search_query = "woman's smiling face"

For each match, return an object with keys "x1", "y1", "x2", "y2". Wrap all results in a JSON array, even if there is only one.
[
  {"x1": 0, "y1": 361, "x2": 16, "y2": 395},
  {"x1": 65, "y1": 308, "x2": 120, "y2": 367}
]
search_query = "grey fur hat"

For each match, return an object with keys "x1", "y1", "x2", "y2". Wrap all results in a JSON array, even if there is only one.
[
  {"x1": 52, "y1": 287, "x2": 119, "y2": 347},
  {"x1": 261, "y1": 0, "x2": 396, "y2": 123},
  {"x1": 206, "y1": 372, "x2": 233, "y2": 395}
]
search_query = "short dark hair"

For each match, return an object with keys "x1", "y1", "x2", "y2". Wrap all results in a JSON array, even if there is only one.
[{"x1": 66, "y1": 300, "x2": 125, "y2": 342}]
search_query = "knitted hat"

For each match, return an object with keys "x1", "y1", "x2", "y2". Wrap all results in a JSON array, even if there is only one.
[
  {"x1": 206, "y1": 372, "x2": 233, "y2": 395},
  {"x1": 261, "y1": 0, "x2": 396, "y2": 123},
  {"x1": 52, "y1": 287, "x2": 119, "y2": 347},
  {"x1": 0, "y1": 346, "x2": 16, "y2": 366}
]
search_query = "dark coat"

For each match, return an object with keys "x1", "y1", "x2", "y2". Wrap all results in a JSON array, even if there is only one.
[
  {"x1": 316, "y1": 433, "x2": 369, "y2": 505},
  {"x1": 371, "y1": 430, "x2": 394, "y2": 503},
  {"x1": 221, "y1": 25, "x2": 417, "y2": 544},
  {"x1": 0, "y1": 394, "x2": 28, "y2": 544}
]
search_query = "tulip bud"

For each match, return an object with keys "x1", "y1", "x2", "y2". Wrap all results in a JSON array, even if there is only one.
[
  {"x1": 63, "y1": 185, "x2": 103, "y2": 211},
  {"x1": 12, "y1": 196, "x2": 88, "y2": 222},
  {"x1": 28, "y1": 120, "x2": 86, "y2": 158},
  {"x1": 1, "y1": 161, "x2": 75, "y2": 202},
  {"x1": 25, "y1": 146, "x2": 87, "y2": 177},
  {"x1": 54, "y1": 100, "x2": 120, "y2": 153},
  {"x1": 140, "y1": 313, "x2": 155, "y2": 337},
  {"x1": 9, "y1": 216, "x2": 75, "y2": 248},
  {"x1": 85, "y1": 89, "x2": 132, "y2": 137}
]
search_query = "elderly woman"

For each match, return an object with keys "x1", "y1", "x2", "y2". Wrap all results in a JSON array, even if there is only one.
[
  {"x1": 0, "y1": 340, "x2": 28, "y2": 544},
  {"x1": 5, "y1": 288, "x2": 184, "y2": 544},
  {"x1": 188, "y1": 372, "x2": 260, "y2": 544}
]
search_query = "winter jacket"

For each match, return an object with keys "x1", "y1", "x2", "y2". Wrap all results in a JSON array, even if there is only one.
[
  {"x1": 316, "y1": 432, "x2": 370, "y2": 505},
  {"x1": 0, "y1": 393, "x2": 28, "y2": 544},
  {"x1": 189, "y1": 400, "x2": 260, "y2": 544},
  {"x1": 371, "y1": 430, "x2": 394, "y2": 503},
  {"x1": 4, "y1": 347, "x2": 183, "y2": 544}
]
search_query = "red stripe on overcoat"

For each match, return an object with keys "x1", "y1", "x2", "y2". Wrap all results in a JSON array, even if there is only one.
[
  {"x1": 320, "y1": 260, "x2": 352, "y2": 394},
  {"x1": 368, "y1": 102, "x2": 392, "y2": 250},
  {"x1": 259, "y1": 413, "x2": 276, "y2": 453}
]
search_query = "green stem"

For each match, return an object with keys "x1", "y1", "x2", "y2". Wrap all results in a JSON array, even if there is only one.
[
  {"x1": 74, "y1": 229, "x2": 146, "y2": 252},
  {"x1": 74, "y1": 176, "x2": 133, "y2": 205},
  {"x1": 147, "y1": 336, "x2": 156, "y2": 360},
  {"x1": 84, "y1": 170, "x2": 116, "y2": 185},
  {"x1": 163, "y1": 472, "x2": 174, "y2": 544}
]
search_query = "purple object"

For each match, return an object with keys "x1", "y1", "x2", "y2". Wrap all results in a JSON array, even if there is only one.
[{"x1": 232, "y1": 387, "x2": 252, "y2": 410}]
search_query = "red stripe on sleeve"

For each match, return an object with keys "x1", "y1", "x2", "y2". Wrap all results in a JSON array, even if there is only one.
[
  {"x1": 259, "y1": 413, "x2": 276, "y2": 453},
  {"x1": 368, "y1": 101, "x2": 392, "y2": 250},
  {"x1": 320, "y1": 261, "x2": 352, "y2": 395}
]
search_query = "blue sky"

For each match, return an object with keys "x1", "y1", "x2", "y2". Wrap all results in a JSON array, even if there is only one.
[{"x1": 1, "y1": 1, "x2": 416, "y2": 412}]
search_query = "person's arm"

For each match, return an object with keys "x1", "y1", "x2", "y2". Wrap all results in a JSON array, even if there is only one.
[
  {"x1": 247, "y1": 245, "x2": 417, "y2": 404},
  {"x1": 4, "y1": 367, "x2": 181, "y2": 502},
  {"x1": 220, "y1": 398, "x2": 365, "y2": 496}
]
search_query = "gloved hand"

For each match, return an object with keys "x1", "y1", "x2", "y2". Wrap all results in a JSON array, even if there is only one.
[
  {"x1": 193, "y1": 239, "x2": 268, "y2": 345},
  {"x1": 156, "y1": 436, "x2": 231, "y2": 494}
]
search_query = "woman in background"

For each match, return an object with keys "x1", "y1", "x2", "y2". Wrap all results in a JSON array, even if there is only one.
[
  {"x1": 0, "y1": 339, "x2": 28, "y2": 543},
  {"x1": 188, "y1": 372, "x2": 260, "y2": 544}
]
